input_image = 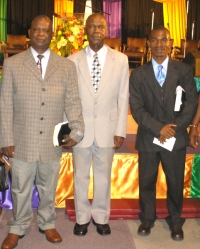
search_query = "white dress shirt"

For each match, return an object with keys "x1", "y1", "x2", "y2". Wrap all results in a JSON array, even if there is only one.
[{"x1": 86, "y1": 45, "x2": 107, "y2": 84}]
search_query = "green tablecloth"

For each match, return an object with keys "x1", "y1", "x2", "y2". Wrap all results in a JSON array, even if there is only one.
[{"x1": 195, "y1": 77, "x2": 200, "y2": 92}]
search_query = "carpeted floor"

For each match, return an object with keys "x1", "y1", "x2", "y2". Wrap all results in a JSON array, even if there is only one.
[{"x1": 0, "y1": 209, "x2": 136, "y2": 249}]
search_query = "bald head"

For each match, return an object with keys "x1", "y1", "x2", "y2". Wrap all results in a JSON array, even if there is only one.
[
  {"x1": 30, "y1": 15, "x2": 52, "y2": 29},
  {"x1": 85, "y1": 13, "x2": 108, "y2": 52},
  {"x1": 86, "y1": 13, "x2": 106, "y2": 27}
]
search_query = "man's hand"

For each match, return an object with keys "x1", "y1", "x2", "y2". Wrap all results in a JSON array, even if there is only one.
[
  {"x1": 61, "y1": 136, "x2": 77, "y2": 149},
  {"x1": 158, "y1": 135, "x2": 166, "y2": 144},
  {"x1": 159, "y1": 124, "x2": 177, "y2": 139},
  {"x1": 2, "y1": 146, "x2": 15, "y2": 158},
  {"x1": 0, "y1": 149, "x2": 4, "y2": 163},
  {"x1": 189, "y1": 127, "x2": 199, "y2": 148},
  {"x1": 113, "y1": 136, "x2": 124, "y2": 150}
]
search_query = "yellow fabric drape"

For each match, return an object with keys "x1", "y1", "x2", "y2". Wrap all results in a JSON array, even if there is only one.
[
  {"x1": 63, "y1": 0, "x2": 74, "y2": 16},
  {"x1": 155, "y1": 0, "x2": 179, "y2": 2},
  {"x1": 55, "y1": 153, "x2": 194, "y2": 208},
  {"x1": 54, "y1": 0, "x2": 74, "y2": 33},
  {"x1": 154, "y1": 0, "x2": 186, "y2": 47}
]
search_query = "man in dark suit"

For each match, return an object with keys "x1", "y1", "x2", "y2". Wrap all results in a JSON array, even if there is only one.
[
  {"x1": 129, "y1": 26, "x2": 198, "y2": 241},
  {"x1": 0, "y1": 15, "x2": 84, "y2": 249}
]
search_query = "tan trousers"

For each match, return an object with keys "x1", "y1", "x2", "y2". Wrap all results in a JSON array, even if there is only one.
[{"x1": 73, "y1": 143, "x2": 114, "y2": 225}]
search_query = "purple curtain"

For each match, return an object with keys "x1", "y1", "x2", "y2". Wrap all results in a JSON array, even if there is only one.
[
  {"x1": 0, "y1": 172, "x2": 39, "y2": 209},
  {"x1": 102, "y1": 0, "x2": 122, "y2": 38}
]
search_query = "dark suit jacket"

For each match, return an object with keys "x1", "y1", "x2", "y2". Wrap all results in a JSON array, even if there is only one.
[{"x1": 129, "y1": 59, "x2": 198, "y2": 151}]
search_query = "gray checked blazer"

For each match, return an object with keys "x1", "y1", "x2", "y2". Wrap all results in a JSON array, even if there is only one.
[{"x1": 0, "y1": 48, "x2": 84, "y2": 163}]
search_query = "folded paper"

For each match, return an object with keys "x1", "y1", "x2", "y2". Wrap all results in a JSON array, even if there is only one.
[
  {"x1": 174, "y1": 86, "x2": 185, "y2": 111},
  {"x1": 153, "y1": 137, "x2": 176, "y2": 151}
]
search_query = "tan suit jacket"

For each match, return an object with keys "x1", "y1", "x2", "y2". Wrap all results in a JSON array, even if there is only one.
[
  {"x1": 68, "y1": 46, "x2": 129, "y2": 224},
  {"x1": 0, "y1": 48, "x2": 84, "y2": 163},
  {"x1": 68, "y1": 45, "x2": 129, "y2": 148}
]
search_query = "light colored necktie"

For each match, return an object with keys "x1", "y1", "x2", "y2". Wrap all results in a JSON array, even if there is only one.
[
  {"x1": 37, "y1": 54, "x2": 44, "y2": 74},
  {"x1": 156, "y1": 65, "x2": 166, "y2": 87},
  {"x1": 91, "y1": 53, "x2": 101, "y2": 93}
]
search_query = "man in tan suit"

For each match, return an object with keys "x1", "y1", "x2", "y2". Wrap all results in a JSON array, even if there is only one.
[
  {"x1": 0, "y1": 15, "x2": 84, "y2": 249},
  {"x1": 68, "y1": 14, "x2": 129, "y2": 236}
]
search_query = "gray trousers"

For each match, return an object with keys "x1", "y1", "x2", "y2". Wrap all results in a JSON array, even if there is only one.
[{"x1": 8, "y1": 157, "x2": 60, "y2": 235}]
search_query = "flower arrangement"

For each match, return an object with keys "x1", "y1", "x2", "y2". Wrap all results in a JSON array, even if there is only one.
[{"x1": 50, "y1": 15, "x2": 88, "y2": 57}]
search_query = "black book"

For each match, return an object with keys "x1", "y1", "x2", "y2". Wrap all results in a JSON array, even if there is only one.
[
  {"x1": 0, "y1": 161, "x2": 9, "y2": 192},
  {"x1": 53, "y1": 121, "x2": 71, "y2": 147}
]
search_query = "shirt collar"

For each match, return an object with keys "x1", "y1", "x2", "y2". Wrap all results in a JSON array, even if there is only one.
[
  {"x1": 30, "y1": 46, "x2": 50, "y2": 61},
  {"x1": 152, "y1": 57, "x2": 169, "y2": 72},
  {"x1": 86, "y1": 45, "x2": 107, "y2": 59}
]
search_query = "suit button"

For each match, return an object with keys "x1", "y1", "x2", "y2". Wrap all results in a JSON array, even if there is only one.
[
  {"x1": 40, "y1": 131, "x2": 43, "y2": 134},
  {"x1": 40, "y1": 117, "x2": 43, "y2": 120},
  {"x1": 41, "y1": 102, "x2": 45, "y2": 105},
  {"x1": 42, "y1": 88, "x2": 45, "y2": 91}
]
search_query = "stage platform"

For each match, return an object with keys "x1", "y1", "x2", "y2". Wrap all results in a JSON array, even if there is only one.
[{"x1": 65, "y1": 198, "x2": 200, "y2": 221}]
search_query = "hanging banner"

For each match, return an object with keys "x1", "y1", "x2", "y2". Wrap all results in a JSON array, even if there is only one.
[
  {"x1": 54, "y1": 0, "x2": 74, "y2": 34},
  {"x1": 153, "y1": 0, "x2": 186, "y2": 47},
  {"x1": 84, "y1": 0, "x2": 93, "y2": 23}
]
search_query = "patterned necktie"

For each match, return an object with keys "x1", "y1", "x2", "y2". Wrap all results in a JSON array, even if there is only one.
[
  {"x1": 37, "y1": 54, "x2": 44, "y2": 75},
  {"x1": 91, "y1": 53, "x2": 101, "y2": 93},
  {"x1": 156, "y1": 65, "x2": 166, "y2": 87}
]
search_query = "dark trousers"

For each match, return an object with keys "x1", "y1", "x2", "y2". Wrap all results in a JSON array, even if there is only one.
[{"x1": 138, "y1": 148, "x2": 186, "y2": 227}]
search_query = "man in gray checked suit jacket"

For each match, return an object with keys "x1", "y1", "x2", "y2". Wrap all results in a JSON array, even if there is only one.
[{"x1": 0, "y1": 15, "x2": 84, "y2": 249}]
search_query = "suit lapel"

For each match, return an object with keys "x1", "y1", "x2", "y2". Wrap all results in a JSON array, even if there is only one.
[
  {"x1": 44, "y1": 51, "x2": 60, "y2": 82},
  {"x1": 143, "y1": 59, "x2": 179, "y2": 107},
  {"x1": 163, "y1": 59, "x2": 179, "y2": 101},
  {"x1": 95, "y1": 47, "x2": 114, "y2": 98},
  {"x1": 22, "y1": 49, "x2": 60, "y2": 85},
  {"x1": 76, "y1": 47, "x2": 115, "y2": 99},
  {"x1": 77, "y1": 49, "x2": 96, "y2": 97},
  {"x1": 23, "y1": 49, "x2": 43, "y2": 83}
]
